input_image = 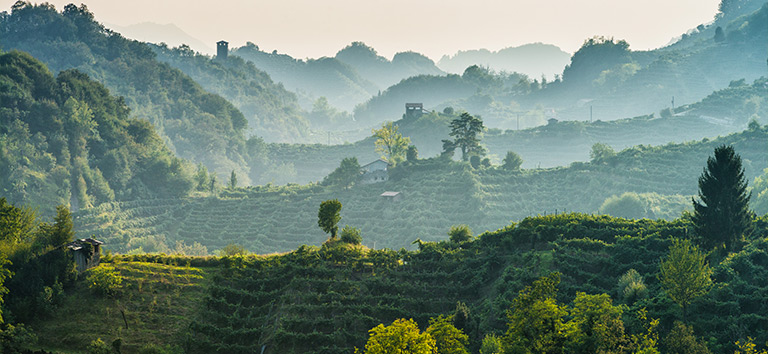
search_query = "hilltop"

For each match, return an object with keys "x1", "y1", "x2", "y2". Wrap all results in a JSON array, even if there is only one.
[{"x1": 437, "y1": 42, "x2": 571, "y2": 79}]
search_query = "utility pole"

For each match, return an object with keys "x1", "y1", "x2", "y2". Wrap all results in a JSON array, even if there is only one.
[
  {"x1": 590, "y1": 105, "x2": 593, "y2": 123},
  {"x1": 671, "y1": 96, "x2": 675, "y2": 110}
]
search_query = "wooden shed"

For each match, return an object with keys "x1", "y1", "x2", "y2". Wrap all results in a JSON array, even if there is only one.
[{"x1": 66, "y1": 238, "x2": 104, "y2": 273}]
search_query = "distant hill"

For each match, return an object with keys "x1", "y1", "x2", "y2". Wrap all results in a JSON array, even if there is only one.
[
  {"x1": 232, "y1": 43, "x2": 378, "y2": 112},
  {"x1": 106, "y1": 21, "x2": 214, "y2": 54},
  {"x1": 0, "y1": 3, "x2": 253, "y2": 184},
  {"x1": 335, "y1": 41, "x2": 445, "y2": 89},
  {"x1": 0, "y1": 51, "x2": 196, "y2": 214},
  {"x1": 437, "y1": 42, "x2": 571, "y2": 79}
]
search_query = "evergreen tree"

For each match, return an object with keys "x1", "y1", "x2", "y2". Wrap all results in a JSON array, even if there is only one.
[
  {"x1": 229, "y1": 170, "x2": 238, "y2": 189},
  {"x1": 442, "y1": 112, "x2": 485, "y2": 161},
  {"x1": 692, "y1": 145, "x2": 753, "y2": 251}
]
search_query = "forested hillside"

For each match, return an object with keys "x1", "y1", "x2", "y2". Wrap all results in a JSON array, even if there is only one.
[
  {"x1": 74, "y1": 126, "x2": 768, "y2": 255},
  {"x1": 151, "y1": 44, "x2": 311, "y2": 143},
  {"x1": 0, "y1": 51, "x2": 195, "y2": 215},
  {"x1": 531, "y1": 1, "x2": 768, "y2": 121},
  {"x1": 0, "y1": 3, "x2": 251, "y2": 183}
]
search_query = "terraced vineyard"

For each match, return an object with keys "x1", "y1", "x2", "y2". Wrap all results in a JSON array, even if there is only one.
[
  {"x1": 187, "y1": 242, "x2": 514, "y2": 354},
  {"x1": 74, "y1": 127, "x2": 768, "y2": 255}
]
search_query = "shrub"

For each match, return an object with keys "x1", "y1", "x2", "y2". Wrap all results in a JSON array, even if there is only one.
[
  {"x1": 217, "y1": 244, "x2": 248, "y2": 257},
  {"x1": 502, "y1": 151, "x2": 523, "y2": 171},
  {"x1": 86, "y1": 265, "x2": 123, "y2": 297},
  {"x1": 87, "y1": 338, "x2": 111, "y2": 354},
  {"x1": 340, "y1": 225, "x2": 362, "y2": 245},
  {"x1": 449, "y1": 225, "x2": 473, "y2": 243},
  {"x1": 617, "y1": 269, "x2": 647, "y2": 304}
]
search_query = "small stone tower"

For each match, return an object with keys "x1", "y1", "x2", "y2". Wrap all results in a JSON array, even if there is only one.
[{"x1": 217, "y1": 40, "x2": 229, "y2": 60}]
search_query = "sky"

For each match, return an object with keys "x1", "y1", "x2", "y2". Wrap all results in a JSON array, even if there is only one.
[{"x1": 1, "y1": 0, "x2": 721, "y2": 60}]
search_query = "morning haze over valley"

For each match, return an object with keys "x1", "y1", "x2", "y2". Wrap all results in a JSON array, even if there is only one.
[{"x1": 0, "y1": 0, "x2": 766, "y2": 353}]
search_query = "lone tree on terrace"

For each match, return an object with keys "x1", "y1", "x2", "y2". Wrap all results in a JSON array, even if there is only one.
[
  {"x1": 318, "y1": 199, "x2": 342, "y2": 239},
  {"x1": 692, "y1": 145, "x2": 753, "y2": 252},
  {"x1": 442, "y1": 112, "x2": 485, "y2": 161}
]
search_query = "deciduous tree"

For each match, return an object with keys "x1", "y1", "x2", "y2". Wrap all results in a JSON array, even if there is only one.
[
  {"x1": 318, "y1": 199, "x2": 342, "y2": 239},
  {"x1": 373, "y1": 122, "x2": 411, "y2": 165},
  {"x1": 426, "y1": 315, "x2": 469, "y2": 354},
  {"x1": 359, "y1": 318, "x2": 436, "y2": 354},
  {"x1": 323, "y1": 157, "x2": 361, "y2": 189},
  {"x1": 659, "y1": 239, "x2": 712, "y2": 322}
]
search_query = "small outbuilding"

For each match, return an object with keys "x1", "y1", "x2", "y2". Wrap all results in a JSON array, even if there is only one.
[
  {"x1": 66, "y1": 238, "x2": 104, "y2": 273},
  {"x1": 380, "y1": 191, "x2": 402, "y2": 202}
]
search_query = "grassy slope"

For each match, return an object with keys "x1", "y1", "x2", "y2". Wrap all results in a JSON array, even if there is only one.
[
  {"x1": 29, "y1": 261, "x2": 215, "y2": 353},
  {"x1": 74, "y1": 127, "x2": 768, "y2": 255}
]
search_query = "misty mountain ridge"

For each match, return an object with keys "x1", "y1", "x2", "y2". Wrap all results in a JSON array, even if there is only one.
[{"x1": 437, "y1": 42, "x2": 572, "y2": 79}]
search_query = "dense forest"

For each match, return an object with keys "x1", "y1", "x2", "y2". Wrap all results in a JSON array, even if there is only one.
[{"x1": 0, "y1": 51, "x2": 195, "y2": 214}]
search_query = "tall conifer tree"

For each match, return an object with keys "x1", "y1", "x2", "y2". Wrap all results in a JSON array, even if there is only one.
[{"x1": 692, "y1": 145, "x2": 753, "y2": 251}]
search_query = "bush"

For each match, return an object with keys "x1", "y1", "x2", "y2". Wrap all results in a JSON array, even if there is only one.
[
  {"x1": 0, "y1": 323, "x2": 38, "y2": 353},
  {"x1": 449, "y1": 225, "x2": 473, "y2": 243},
  {"x1": 590, "y1": 143, "x2": 616, "y2": 165},
  {"x1": 600, "y1": 192, "x2": 646, "y2": 219},
  {"x1": 86, "y1": 265, "x2": 123, "y2": 297},
  {"x1": 502, "y1": 151, "x2": 523, "y2": 171},
  {"x1": 617, "y1": 269, "x2": 647, "y2": 304},
  {"x1": 340, "y1": 225, "x2": 362, "y2": 245},
  {"x1": 86, "y1": 338, "x2": 111, "y2": 354},
  {"x1": 217, "y1": 244, "x2": 248, "y2": 257}
]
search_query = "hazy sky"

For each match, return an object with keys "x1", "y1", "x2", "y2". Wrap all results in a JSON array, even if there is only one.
[{"x1": 1, "y1": 0, "x2": 721, "y2": 59}]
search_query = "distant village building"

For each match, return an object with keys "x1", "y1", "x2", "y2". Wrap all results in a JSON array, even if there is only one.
[
  {"x1": 361, "y1": 159, "x2": 390, "y2": 184},
  {"x1": 405, "y1": 103, "x2": 427, "y2": 119},
  {"x1": 380, "y1": 191, "x2": 402, "y2": 202},
  {"x1": 547, "y1": 118, "x2": 559, "y2": 125},
  {"x1": 217, "y1": 40, "x2": 229, "y2": 60},
  {"x1": 66, "y1": 238, "x2": 103, "y2": 273}
]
